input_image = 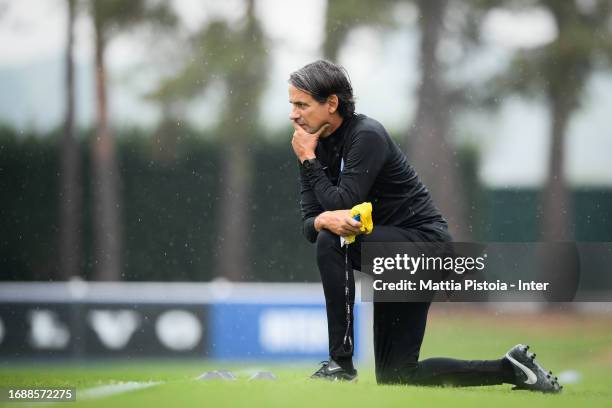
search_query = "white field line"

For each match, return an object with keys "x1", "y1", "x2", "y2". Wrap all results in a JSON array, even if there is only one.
[{"x1": 79, "y1": 381, "x2": 163, "y2": 400}]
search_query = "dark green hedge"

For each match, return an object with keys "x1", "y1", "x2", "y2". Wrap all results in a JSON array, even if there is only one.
[{"x1": 0, "y1": 126, "x2": 316, "y2": 282}]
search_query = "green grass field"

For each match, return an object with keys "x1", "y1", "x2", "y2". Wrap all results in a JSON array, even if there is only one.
[{"x1": 1, "y1": 308, "x2": 611, "y2": 408}]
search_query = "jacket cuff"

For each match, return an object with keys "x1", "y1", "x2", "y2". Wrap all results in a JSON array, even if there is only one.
[
  {"x1": 302, "y1": 216, "x2": 318, "y2": 243},
  {"x1": 301, "y1": 158, "x2": 324, "y2": 178}
]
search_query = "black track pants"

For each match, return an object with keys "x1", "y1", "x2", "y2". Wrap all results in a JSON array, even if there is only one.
[{"x1": 315, "y1": 223, "x2": 514, "y2": 386}]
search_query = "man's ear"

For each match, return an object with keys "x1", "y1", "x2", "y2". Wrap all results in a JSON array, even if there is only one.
[{"x1": 327, "y1": 95, "x2": 339, "y2": 114}]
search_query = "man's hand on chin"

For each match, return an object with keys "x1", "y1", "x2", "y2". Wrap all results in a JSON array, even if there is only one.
[{"x1": 291, "y1": 121, "x2": 330, "y2": 163}]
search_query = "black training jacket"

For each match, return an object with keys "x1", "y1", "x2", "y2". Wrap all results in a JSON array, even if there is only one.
[{"x1": 298, "y1": 113, "x2": 445, "y2": 243}]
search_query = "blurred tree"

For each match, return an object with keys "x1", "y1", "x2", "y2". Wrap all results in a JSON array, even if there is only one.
[
  {"x1": 405, "y1": 0, "x2": 474, "y2": 240},
  {"x1": 89, "y1": 0, "x2": 175, "y2": 280},
  {"x1": 150, "y1": 101, "x2": 181, "y2": 163},
  {"x1": 148, "y1": 0, "x2": 268, "y2": 281},
  {"x1": 58, "y1": 0, "x2": 81, "y2": 280},
  {"x1": 492, "y1": 0, "x2": 612, "y2": 241}
]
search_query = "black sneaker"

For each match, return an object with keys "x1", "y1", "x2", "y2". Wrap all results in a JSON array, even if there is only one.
[
  {"x1": 310, "y1": 359, "x2": 358, "y2": 382},
  {"x1": 505, "y1": 344, "x2": 562, "y2": 393}
]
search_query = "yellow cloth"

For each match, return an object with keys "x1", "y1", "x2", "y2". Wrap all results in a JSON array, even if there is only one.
[{"x1": 344, "y1": 202, "x2": 373, "y2": 244}]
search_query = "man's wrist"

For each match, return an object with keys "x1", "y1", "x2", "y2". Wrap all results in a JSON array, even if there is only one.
[
  {"x1": 300, "y1": 154, "x2": 316, "y2": 164},
  {"x1": 314, "y1": 213, "x2": 326, "y2": 232}
]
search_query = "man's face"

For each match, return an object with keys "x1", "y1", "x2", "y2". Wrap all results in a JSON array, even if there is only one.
[{"x1": 288, "y1": 85, "x2": 333, "y2": 134}]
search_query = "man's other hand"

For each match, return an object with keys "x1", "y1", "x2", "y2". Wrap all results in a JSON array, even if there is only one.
[{"x1": 314, "y1": 210, "x2": 362, "y2": 237}]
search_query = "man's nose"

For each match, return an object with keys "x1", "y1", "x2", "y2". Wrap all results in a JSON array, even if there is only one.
[{"x1": 289, "y1": 107, "x2": 299, "y2": 120}]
